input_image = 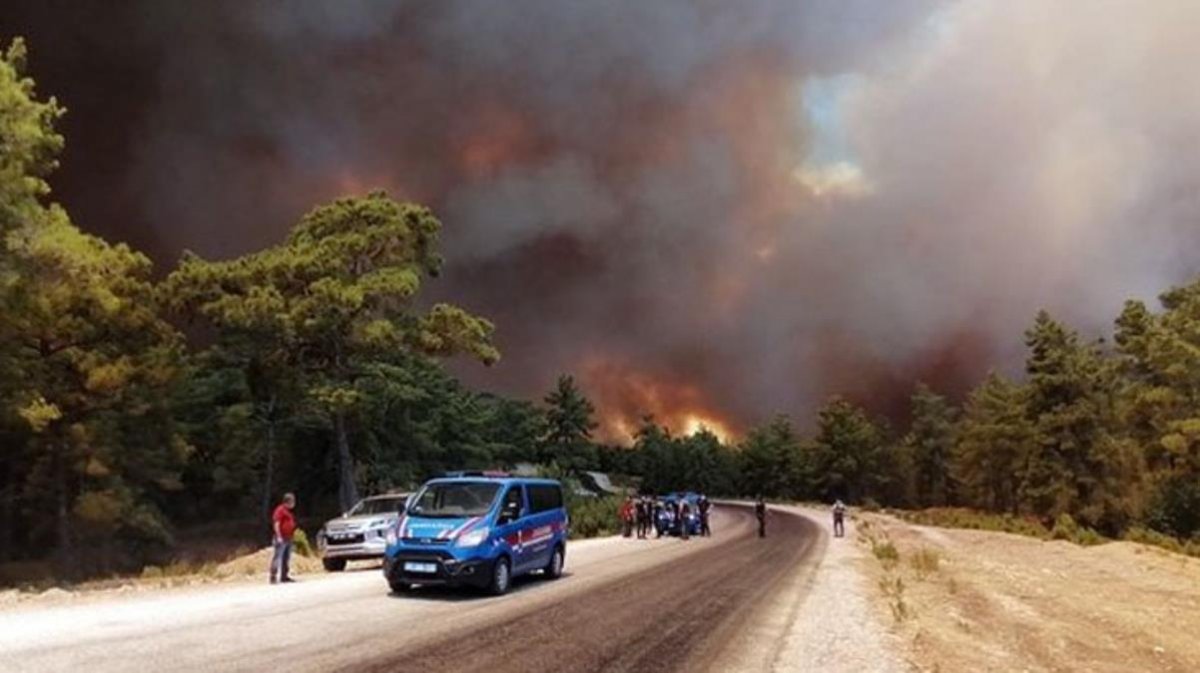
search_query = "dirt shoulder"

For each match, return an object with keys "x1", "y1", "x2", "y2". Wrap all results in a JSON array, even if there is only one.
[
  {"x1": 856, "y1": 511, "x2": 1200, "y2": 673},
  {"x1": 759, "y1": 505, "x2": 912, "y2": 673}
]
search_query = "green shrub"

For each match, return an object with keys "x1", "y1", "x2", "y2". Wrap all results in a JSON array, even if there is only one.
[
  {"x1": 1186, "y1": 539, "x2": 1200, "y2": 558},
  {"x1": 899, "y1": 508, "x2": 1050, "y2": 539},
  {"x1": 568, "y1": 496, "x2": 621, "y2": 539},
  {"x1": 1051, "y1": 513, "x2": 1105, "y2": 546},
  {"x1": 1123, "y1": 526, "x2": 1200, "y2": 558},
  {"x1": 292, "y1": 529, "x2": 314, "y2": 558}
]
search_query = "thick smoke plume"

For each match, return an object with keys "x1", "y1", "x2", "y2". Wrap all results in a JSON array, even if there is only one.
[{"x1": 8, "y1": 1, "x2": 1200, "y2": 440}]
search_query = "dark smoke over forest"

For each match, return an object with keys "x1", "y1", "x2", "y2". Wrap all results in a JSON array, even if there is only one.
[{"x1": 8, "y1": 1, "x2": 1200, "y2": 439}]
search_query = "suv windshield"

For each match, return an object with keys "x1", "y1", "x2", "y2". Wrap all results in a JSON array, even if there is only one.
[
  {"x1": 408, "y1": 482, "x2": 500, "y2": 518},
  {"x1": 349, "y1": 497, "x2": 407, "y2": 516}
]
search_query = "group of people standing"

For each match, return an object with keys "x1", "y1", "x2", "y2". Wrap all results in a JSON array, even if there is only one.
[{"x1": 620, "y1": 494, "x2": 713, "y2": 540}]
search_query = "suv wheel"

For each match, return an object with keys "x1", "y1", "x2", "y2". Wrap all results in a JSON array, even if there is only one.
[
  {"x1": 322, "y1": 558, "x2": 347, "y2": 572},
  {"x1": 544, "y1": 546, "x2": 564, "y2": 580},
  {"x1": 388, "y1": 579, "x2": 412, "y2": 594},
  {"x1": 488, "y1": 557, "x2": 511, "y2": 596}
]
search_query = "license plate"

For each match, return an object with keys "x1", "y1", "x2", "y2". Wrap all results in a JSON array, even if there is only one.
[{"x1": 403, "y1": 562, "x2": 438, "y2": 574}]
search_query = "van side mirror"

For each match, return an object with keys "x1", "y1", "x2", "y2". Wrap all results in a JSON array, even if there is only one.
[{"x1": 499, "y1": 502, "x2": 521, "y2": 525}]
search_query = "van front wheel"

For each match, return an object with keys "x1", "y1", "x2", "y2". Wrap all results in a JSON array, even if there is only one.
[
  {"x1": 487, "y1": 557, "x2": 511, "y2": 596},
  {"x1": 544, "y1": 546, "x2": 564, "y2": 580}
]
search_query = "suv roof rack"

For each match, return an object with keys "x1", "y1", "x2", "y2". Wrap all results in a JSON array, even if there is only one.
[{"x1": 442, "y1": 470, "x2": 511, "y2": 479}]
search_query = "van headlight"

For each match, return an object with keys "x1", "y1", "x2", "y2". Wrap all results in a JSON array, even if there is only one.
[
  {"x1": 385, "y1": 526, "x2": 398, "y2": 546},
  {"x1": 455, "y1": 526, "x2": 490, "y2": 548}
]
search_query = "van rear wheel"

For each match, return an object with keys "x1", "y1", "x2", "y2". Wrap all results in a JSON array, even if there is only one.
[{"x1": 322, "y1": 558, "x2": 347, "y2": 572}]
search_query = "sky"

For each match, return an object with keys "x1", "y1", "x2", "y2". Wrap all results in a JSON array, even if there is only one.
[{"x1": 6, "y1": 1, "x2": 1200, "y2": 441}]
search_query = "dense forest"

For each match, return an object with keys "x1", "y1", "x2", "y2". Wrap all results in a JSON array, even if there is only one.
[{"x1": 2, "y1": 39, "x2": 1198, "y2": 577}]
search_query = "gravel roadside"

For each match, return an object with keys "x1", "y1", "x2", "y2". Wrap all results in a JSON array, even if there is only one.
[{"x1": 714, "y1": 504, "x2": 912, "y2": 673}]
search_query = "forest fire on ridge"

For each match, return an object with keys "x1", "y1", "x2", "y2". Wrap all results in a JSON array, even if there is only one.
[{"x1": 582, "y1": 356, "x2": 738, "y2": 445}]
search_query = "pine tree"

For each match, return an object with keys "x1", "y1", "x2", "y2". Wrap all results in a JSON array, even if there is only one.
[
  {"x1": 165, "y1": 193, "x2": 499, "y2": 511},
  {"x1": 1114, "y1": 284, "x2": 1200, "y2": 536},
  {"x1": 1, "y1": 39, "x2": 183, "y2": 572},
  {"x1": 1022, "y1": 311, "x2": 1130, "y2": 532},
  {"x1": 738, "y1": 415, "x2": 802, "y2": 499},
  {"x1": 540, "y1": 375, "x2": 599, "y2": 473},
  {"x1": 906, "y1": 383, "x2": 959, "y2": 507},
  {"x1": 954, "y1": 373, "x2": 1032, "y2": 514},
  {"x1": 806, "y1": 398, "x2": 885, "y2": 503}
]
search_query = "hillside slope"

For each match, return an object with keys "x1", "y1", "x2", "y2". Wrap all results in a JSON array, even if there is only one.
[{"x1": 856, "y1": 512, "x2": 1200, "y2": 672}]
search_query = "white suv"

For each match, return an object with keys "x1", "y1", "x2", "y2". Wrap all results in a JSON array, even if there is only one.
[{"x1": 316, "y1": 493, "x2": 412, "y2": 571}]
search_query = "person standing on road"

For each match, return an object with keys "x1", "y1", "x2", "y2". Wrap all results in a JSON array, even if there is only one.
[
  {"x1": 698, "y1": 494, "x2": 712, "y2": 537},
  {"x1": 620, "y1": 496, "x2": 636, "y2": 538},
  {"x1": 754, "y1": 496, "x2": 767, "y2": 538},
  {"x1": 653, "y1": 500, "x2": 665, "y2": 538},
  {"x1": 679, "y1": 499, "x2": 691, "y2": 540},
  {"x1": 270, "y1": 492, "x2": 297, "y2": 584},
  {"x1": 832, "y1": 499, "x2": 847, "y2": 538},
  {"x1": 635, "y1": 497, "x2": 647, "y2": 539}
]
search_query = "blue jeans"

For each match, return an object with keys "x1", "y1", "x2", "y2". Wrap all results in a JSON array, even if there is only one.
[{"x1": 270, "y1": 540, "x2": 292, "y2": 580}]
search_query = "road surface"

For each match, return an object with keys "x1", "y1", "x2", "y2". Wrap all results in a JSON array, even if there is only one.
[{"x1": 0, "y1": 505, "x2": 823, "y2": 673}]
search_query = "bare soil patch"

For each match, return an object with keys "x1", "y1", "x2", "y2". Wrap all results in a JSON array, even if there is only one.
[{"x1": 857, "y1": 512, "x2": 1200, "y2": 672}]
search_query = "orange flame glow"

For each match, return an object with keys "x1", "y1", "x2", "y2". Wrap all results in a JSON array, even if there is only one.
[{"x1": 581, "y1": 356, "x2": 738, "y2": 445}]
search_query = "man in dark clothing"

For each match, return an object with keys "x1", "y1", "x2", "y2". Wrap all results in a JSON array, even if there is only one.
[
  {"x1": 698, "y1": 495, "x2": 712, "y2": 537},
  {"x1": 270, "y1": 492, "x2": 297, "y2": 584},
  {"x1": 832, "y1": 500, "x2": 847, "y2": 538},
  {"x1": 754, "y1": 496, "x2": 767, "y2": 538},
  {"x1": 635, "y1": 498, "x2": 648, "y2": 539},
  {"x1": 679, "y1": 499, "x2": 691, "y2": 540}
]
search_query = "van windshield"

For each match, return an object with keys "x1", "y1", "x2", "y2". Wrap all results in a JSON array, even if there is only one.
[{"x1": 408, "y1": 482, "x2": 500, "y2": 518}]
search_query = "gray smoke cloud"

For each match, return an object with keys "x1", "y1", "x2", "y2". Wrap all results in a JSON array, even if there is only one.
[{"x1": 15, "y1": 0, "x2": 1200, "y2": 438}]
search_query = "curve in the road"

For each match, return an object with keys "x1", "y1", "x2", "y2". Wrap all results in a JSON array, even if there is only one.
[{"x1": 353, "y1": 505, "x2": 821, "y2": 673}]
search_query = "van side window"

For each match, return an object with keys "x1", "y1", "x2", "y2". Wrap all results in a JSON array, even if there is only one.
[
  {"x1": 528, "y1": 485, "x2": 564, "y2": 513},
  {"x1": 502, "y1": 486, "x2": 524, "y2": 517}
]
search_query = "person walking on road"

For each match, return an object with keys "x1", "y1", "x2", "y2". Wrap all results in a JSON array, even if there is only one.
[
  {"x1": 754, "y1": 496, "x2": 767, "y2": 538},
  {"x1": 270, "y1": 492, "x2": 297, "y2": 584},
  {"x1": 698, "y1": 494, "x2": 712, "y2": 537},
  {"x1": 832, "y1": 499, "x2": 847, "y2": 538},
  {"x1": 679, "y1": 499, "x2": 691, "y2": 540},
  {"x1": 635, "y1": 497, "x2": 648, "y2": 539}
]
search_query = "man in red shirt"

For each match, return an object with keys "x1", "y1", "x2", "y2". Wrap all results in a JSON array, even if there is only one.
[{"x1": 270, "y1": 492, "x2": 297, "y2": 584}]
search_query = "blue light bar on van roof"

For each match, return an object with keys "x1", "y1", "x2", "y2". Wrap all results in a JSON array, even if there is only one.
[{"x1": 442, "y1": 470, "x2": 511, "y2": 479}]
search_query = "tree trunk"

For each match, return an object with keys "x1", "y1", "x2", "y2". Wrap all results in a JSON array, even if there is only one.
[
  {"x1": 54, "y1": 441, "x2": 74, "y2": 576},
  {"x1": 334, "y1": 410, "x2": 359, "y2": 512},
  {"x1": 260, "y1": 394, "x2": 278, "y2": 524},
  {"x1": 0, "y1": 456, "x2": 11, "y2": 563}
]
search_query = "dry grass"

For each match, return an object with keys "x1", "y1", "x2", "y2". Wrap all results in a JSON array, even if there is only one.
[
  {"x1": 909, "y1": 547, "x2": 941, "y2": 579},
  {"x1": 858, "y1": 511, "x2": 1200, "y2": 673}
]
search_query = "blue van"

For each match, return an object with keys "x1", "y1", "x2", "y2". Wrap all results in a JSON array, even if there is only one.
[
  {"x1": 382, "y1": 473, "x2": 568, "y2": 595},
  {"x1": 656, "y1": 492, "x2": 703, "y2": 537}
]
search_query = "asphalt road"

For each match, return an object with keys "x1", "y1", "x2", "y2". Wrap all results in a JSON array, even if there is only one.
[{"x1": 0, "y1": 505, "x2": 822, "y2": 673}]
